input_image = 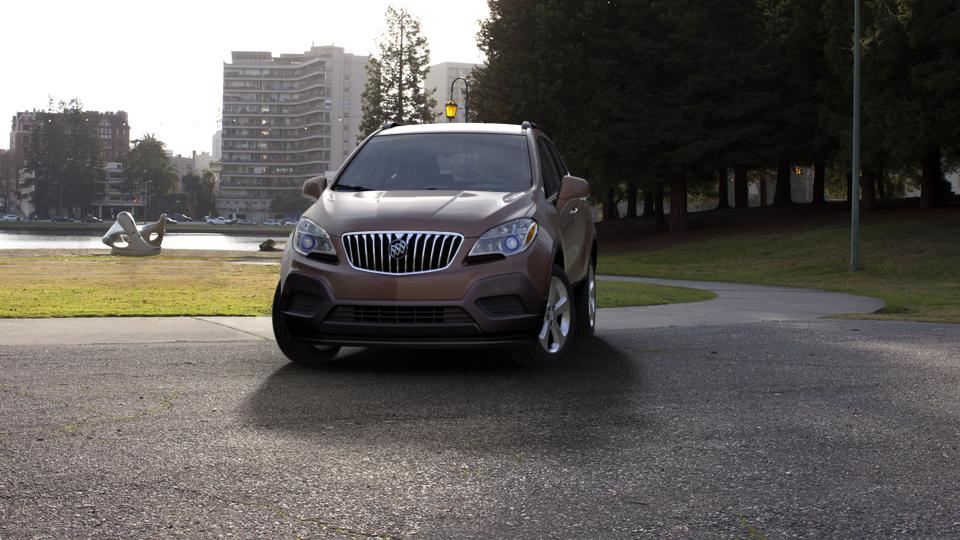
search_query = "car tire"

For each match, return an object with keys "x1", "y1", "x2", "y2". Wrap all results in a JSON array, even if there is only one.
[
  {"x1": 271, "y1": 282, "x2": 340, "y2": 365},
  {"x1": 574, "y1": 261, "x2": 597, "y2": 339},
  {"x1": 510, "y1": 264, "x2": 575, "y2": 367}
]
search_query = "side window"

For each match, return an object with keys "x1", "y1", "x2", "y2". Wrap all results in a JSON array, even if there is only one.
[
  {"x1": 537, "y1": 138, "x2": 561, "y2": 199},
  {"x1": 545, "y1": 140, "x2": 568, "y2": 178}
]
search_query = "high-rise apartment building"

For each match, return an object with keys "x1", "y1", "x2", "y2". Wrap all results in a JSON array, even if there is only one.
[
  {"x1": 425, "y1": 62, "x2": 483, "y2": 123},
  {"x1": 217, "y1": 45, "x2": 368, "y2": 221}
]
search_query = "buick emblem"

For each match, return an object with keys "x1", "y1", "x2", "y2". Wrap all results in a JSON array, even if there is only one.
[{"x1": 389, "y1": 238, "x2": 408, "y2": 259}]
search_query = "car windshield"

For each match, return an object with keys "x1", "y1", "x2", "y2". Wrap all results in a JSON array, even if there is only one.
[{"x1": 334, "y1": 133, "x2": 532, "y2": 192}]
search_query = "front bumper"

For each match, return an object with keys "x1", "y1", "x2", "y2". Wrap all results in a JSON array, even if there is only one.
[{"x1": 278, "y1": 269, "x2": 547, "y2": 348}]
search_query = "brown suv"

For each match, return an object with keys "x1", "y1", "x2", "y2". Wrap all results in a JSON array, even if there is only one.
[{"x1": 272, "y1": 122, "x2": 597, "y2": 366}]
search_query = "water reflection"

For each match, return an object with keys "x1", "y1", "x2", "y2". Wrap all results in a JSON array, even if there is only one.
[{"x1": 0, "y1": 231, "x2": 287, "y2": 251}]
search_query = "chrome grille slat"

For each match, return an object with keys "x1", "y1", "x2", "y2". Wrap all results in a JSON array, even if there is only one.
[{"x1": 341, "y1": 231, "x2": 463, "y2": 275}]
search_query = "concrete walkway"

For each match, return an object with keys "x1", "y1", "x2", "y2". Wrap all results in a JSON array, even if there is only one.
[
  {"x1": 598, "y1": 276, "x2": 885, "y2": 330},
  {"x1": 0, "y1": 276, "x2": 883, "y2": 346}
]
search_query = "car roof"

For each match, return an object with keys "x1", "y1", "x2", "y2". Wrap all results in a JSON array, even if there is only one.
[{"x1": 376, "y1": 123, "x2": 525, "y2": 136}]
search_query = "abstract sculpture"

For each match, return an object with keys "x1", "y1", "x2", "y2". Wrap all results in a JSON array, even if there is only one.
[{"x1": 102, "y1": 211, "x2": 166, "y2": 256}]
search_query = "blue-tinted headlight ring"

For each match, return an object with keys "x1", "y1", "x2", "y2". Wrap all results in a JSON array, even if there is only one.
[
  {"x1": 502, "y1": 235, "x2": 521, "y2": 253},
  {"x1": 298, "y1": 234, "x2": 317, "y2": 252}
]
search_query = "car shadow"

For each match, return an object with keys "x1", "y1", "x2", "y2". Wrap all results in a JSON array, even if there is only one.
[{"x1": 239, "y1": 337, "x2": 645, "y2": 453}]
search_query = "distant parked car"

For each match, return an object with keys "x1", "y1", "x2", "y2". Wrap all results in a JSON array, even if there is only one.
[
  {"x1": 262, "y1": 219, "x2": 281, "y2": 226},
  {"x1": 171, "y1": 213, "x2": 192, "y2": 222},
  {"x1": 50, "y1": 216, "x2": 72, "y2": 222},
  {"x1": 82, "y1": 215, "x2": 102, "y2": 223},
  {"x1": 205, "y1": 216, "x2": 232, "y2": 225},
  {"x1": 162, "y1": 216, "x2": 178, "y2": 224},
  {"x1": 1, "y1": 214, "x2": 20, "y2": 222},
  {"x1": 280, "y1": 218, "x2": 298, "y2": 226}
]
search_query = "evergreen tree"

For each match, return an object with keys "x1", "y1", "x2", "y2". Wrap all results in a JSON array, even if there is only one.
[
  {"x1": 897, "y1": 0, "x2": 960, "y2": 208},
  {"x1": 358, "y1": 6, "x2": 436, "y2": 138},
  {"x1": 124, "y1": 135, "x2": 178, "y2": 217},
  {"x1": 25, "y1": 99, "x2": 104, "y2": 217},
  {"x1": 358, "y1": 58, "x2": 386, "y2": 141}
]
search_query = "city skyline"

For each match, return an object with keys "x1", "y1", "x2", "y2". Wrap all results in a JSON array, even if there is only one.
[{"x1": 1, "y1": 0, "x2": 489, "y2": 157}]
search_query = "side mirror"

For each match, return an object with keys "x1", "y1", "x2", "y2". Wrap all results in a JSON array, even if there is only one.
[
  {"x1": 302, "y1": 176, "x2": 327, "y2": 200},
  {"x1": 557, "y1": 175, "x2": 590, "y2": 208}
]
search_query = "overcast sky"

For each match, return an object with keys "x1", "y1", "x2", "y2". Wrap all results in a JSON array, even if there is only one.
[{"x1": 1, "y1": 0, "x2": 489, "y2": 156}]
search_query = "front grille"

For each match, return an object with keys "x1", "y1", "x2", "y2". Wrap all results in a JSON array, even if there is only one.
[
  {"x1": 341, "y1": 231, "x2": 463, "y2": 274},
  {"x1": 326, "y1": 306, "x2": 474, "y2": 325}
]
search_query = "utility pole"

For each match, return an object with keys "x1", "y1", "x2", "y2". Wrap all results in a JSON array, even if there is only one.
[{"x1": 850, "y1": 0, "x2": 861, "y2": 272}]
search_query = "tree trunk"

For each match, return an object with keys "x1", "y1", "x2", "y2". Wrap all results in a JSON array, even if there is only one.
[
  {"x1": 773, "y1": 157, "x2": 792, "y2": 207},
  {"x1": 920, "y1": 146, "x2": 942, "y2": 210},
  {"x1": 861, "y1": 169, "x2": 876, "y2": 211},
  {"x1": 812, "y1": 161, "x2": 826, "y2": 205},
  {"x1": 642, "y1": 189, "x2": 654, "y2": 218},
  {"x1": 734, "y1": 166, "x2": 749, "y2": 208},
  {"x1": 654, "y1": 181, "x2": 666, "y2": 231},
  {"x1": 717, "y1": 167, "x2": 730, "y2": 209},
  {"x1": 669, "y1": 174, "x2": 687, "y2": 233},
  {"x1": 759, "y1": 174, "x2": 768, "y2": 207},
  {"x1": 603, "y1": 188, "x2": 618, "y2": 221},
  {"x1": 876, "y1": 168, "x2": 887, "y2": 201},
  {"x1": 625, "y1": 182, "x2": 638, "y2": 218}
]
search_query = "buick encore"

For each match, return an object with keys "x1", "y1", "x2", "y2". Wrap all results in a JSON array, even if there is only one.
[{"x1": 272, "y1": 122, "x2": 597, "y2": 366}]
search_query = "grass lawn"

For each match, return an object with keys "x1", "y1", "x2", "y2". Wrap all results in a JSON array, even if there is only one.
[
  {"x1": 599, "y1": 208, "x2": 960, "y2": 324},
  {"x1": 0, "y1": 255, "x2": 712, "y2": 318},
  {"x1": 596, "y1": 280, "x2": 714, "y2": 308}
]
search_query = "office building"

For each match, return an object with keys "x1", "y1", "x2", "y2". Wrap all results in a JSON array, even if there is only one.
[{"x1": 217, "y1": 45, "x2": 368, "y2": 221}]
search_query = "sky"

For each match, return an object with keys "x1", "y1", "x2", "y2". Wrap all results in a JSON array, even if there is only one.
[{"x1": 1, "y1": 0, "x2": 489, "y2": 156}]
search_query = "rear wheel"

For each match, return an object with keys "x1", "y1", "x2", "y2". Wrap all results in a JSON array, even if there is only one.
[
  {"x1": 574, "y1": 262, "x2": 597, "y2": 338},
  {"x1": 272, "y1": 282, "x2": 340, "y2": 365},
  {"x1": 510, "y1": 265, "x2": 574, "y2": 367}
]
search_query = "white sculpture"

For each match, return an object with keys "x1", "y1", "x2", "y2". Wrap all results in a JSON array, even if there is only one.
[{"x1": 102, "y1": 211, "x2": 166, "y2": 256}]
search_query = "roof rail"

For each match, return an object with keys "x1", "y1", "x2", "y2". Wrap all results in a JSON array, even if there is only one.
[
  {"x1": 521, "y1": 120, "x2": 541, "y2": 131},
  {"x1": 381, "y1": 121, "x2": 401, "y2": 130}
]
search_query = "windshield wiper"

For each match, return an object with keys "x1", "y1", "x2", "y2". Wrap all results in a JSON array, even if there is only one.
[{"x1": 334, "y1": 184, "x2": 371, "y2": 192}]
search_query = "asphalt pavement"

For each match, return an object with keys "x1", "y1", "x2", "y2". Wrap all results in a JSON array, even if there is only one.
[{"x1": 2, "y1": 317, "x2": 959, "y2": 537}]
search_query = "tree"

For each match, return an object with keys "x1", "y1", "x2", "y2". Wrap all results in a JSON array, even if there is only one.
[
  {"x1": 269, "y1": 189, "x2": 310, "y2": 217},
  {"x1": 195, "y1": 170, "x2": 217, "y2": 217},
  {"x1": 180, "y1": 170, "x2": 217, "y2": 217},
  {"x1": 24, "y1": 99, "x2": 104, "y2": 217},
  {"x1": 358, "y1": 6, "x2": 436, "y2": 138},
  {"x1": 124, "y1": 135, "x2": 178, "y2": 217},
  {"x1": 358, "y1": 58, "x2": 387, "y2": 141},
  {"x1": 897, "y1": 0, "x2": 960, "y2": 208}
]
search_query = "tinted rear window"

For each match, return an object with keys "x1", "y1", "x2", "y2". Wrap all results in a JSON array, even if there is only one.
[{"x1": 335, "y1": 133, "x2": 532, "y2": 192}]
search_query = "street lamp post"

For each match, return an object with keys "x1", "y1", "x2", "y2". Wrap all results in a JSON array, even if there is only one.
[
  {"x1": 850, "y1": 0, "x2": 862, "y2": 272},
  {"x1": 445, "y1": 77, "x2": 469, "y2": 122}
]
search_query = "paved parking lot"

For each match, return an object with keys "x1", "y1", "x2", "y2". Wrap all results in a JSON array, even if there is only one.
[{"x1": 2, "y1": 319, "x2": 958, "y2": 537}]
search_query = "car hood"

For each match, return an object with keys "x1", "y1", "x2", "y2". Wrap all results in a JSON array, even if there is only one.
[{"x1": 303, "y1": 189, "x2": 536, "y2": 238}]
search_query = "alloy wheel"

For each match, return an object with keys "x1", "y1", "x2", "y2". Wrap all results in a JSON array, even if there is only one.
[
  {"x1": 587, "y1": 265, "x2": 597, "y2": 329},
  {"x1": 538, "y1": 276, "x2": 572, "y2": 353}
]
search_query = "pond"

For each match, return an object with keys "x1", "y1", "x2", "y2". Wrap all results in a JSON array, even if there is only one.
[{"x1": 0, "y1": 231, "x2": 288, "y2": 251}]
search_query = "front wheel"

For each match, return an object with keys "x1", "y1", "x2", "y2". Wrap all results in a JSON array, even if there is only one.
[
  {"x1": 574, "y1": 263, "x2": 597, "y2": 338},
  {"x1": 510, "y1": 265, "x2": 574, "y2": 367},
  {"x1": 272, "y1": 282, "x2": 341, "y2": 365}
]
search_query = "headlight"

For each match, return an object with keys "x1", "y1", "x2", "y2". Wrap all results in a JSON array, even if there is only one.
[
  {"x1": 293, "y1": 218, "x2": 335, "y2": 256},
  {"x1": 468, "y1": 218, "x2": 538, "y2": 258}
]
